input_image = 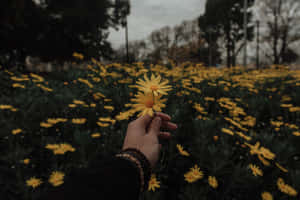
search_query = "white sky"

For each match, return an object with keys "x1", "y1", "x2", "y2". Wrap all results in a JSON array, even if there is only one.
[{"x1": 108, "y1": 0, "x2": 207, "y2": 49}]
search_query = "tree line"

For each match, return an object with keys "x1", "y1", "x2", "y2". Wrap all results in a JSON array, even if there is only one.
[
  {"x1": 0, "y1": 0, "x2": 299, "y2": 69},
  {"x1": 0, "y1": 0, "x2": 130, "y2": 68},
  {"x1": 115, "y1": 0, "x2": 300, "y2": 67}
]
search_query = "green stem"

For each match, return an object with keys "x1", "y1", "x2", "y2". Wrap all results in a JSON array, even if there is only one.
[{"x1": 152, "y1": 91, "x2": 155, "y2": 114}]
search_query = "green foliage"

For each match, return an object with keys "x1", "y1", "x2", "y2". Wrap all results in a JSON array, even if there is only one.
[
  {"x1": 0, "y1": 64, "x2": 300, "y2": 200},
  {"x1": 198, "y1": 0, "x2": 255, "y2": 67},
  {"x1": 0, "y1": 0, "x2": 130, "y2": 66}
]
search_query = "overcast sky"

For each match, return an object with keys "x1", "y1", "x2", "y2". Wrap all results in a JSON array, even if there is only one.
[{"x1": 108, "y1": 0, "x2": 207, "y2": 49}]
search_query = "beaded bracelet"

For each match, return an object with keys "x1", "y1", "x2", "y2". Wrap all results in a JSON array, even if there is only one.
[
  {"x1": 122, "y1": 148, "x2": 152, "y2": 190},
  {"x1": 121, "y1": 148, "x2": 152, "y2": 190},
  {"x1": 115, "y1": 148, "x2": 152, "y2": 193},
  {"x1": 115, "y1": 152, "x2": 145, "y2": 193}
]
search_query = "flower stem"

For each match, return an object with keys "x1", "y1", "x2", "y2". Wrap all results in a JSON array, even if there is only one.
[{"x1": 152, "y1": 91, "x2": 155, "y2": 114}]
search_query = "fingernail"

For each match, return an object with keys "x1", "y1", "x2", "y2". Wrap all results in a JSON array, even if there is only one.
[{"x1": 156, "y1": 117, "x2": 161, "y2": 124}]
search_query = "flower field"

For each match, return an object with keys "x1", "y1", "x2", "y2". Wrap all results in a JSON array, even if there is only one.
[{"x1": 0, "y1": 60, "x2": 300, "y2": 200}]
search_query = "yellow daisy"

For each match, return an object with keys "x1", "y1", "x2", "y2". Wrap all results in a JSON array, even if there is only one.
[
  {"x1": 176, "y1": 144, "x2": 190, "y2": 157},
  {"x1": 26, "y1": 177, "x2": 43, "y2": 188},
  {"x1": 12, "y1": 129, "x2": 22, "y2": 135},
  {"x1": 23, "y1": 158, "x2": 30, "y2": 165},
  {"x1": 72, "y1": 118, "x2": 86, "y2": 124},
  {"x1": 148, "y1": 174, "x2": 161, "y2": 192},
  {"x1": 130, "y1": 92, "x2": 167, "y2": 117},
  {"x1": 97, "y1": 122, "x2": 110, "y2": 127},
  {"x1": 184, "y1": 164, "x2": 204, "y2": 183},
  {"x1": 261, "y1": 192, "x2": 273, "y2": 200},
  {"x1": 208, "y1": 176, "x2": 218, "y2": 189},
  {"x1": 40, "y1": 122, "x2": 53, "y2": 128},
  {"x1": 49, "y1": 171, "x2": 65, "y2": 187},
  {"x1": 134, "y1": 73, "x2": 172, "y2": 96},
  {"x1": 277, "y1": 178, "x2": 298, "y2": 196},
  {"x1": 91, "y1": 133, "x2": 101, "y2": 138},
  {"x1": 249, "y1": 164, "x2": 263, "y2": 176}
]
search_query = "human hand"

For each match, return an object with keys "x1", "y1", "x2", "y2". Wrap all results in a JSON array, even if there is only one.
[{"x1": 122, "y1": 112, "x2": 177, "y2": 169}]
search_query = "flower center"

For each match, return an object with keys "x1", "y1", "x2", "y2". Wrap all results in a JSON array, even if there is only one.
[
  {"x1": 150, "y1": 85, "x2": 158, "y2": 91},
  {"x1": 145, "y1": 100, "x2": 154, "y2": 108}
]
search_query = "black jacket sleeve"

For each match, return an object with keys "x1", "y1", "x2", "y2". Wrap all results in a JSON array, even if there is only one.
[{"x1": 39, "y1": 155, "x2": 143, "y2": 200}]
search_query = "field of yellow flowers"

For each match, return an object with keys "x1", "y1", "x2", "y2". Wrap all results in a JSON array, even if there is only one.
[{"x1": 0, "y1": 59, "x2": 300, "y2": 200}]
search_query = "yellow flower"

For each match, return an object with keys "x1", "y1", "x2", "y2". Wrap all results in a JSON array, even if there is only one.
[
  {"x1": 184, "y1": 165, "x2": 204, "y2": 183},
  {"x1": 289, "y1": 107, "x2": 300, "y2": 112},
  {"x1": 49, "y1": 171, "x2": 65, "y2": 187},
  {"x1": 0, "y1": 105, "x2": 13, "y2": 110},
  {"x1": 104, "y1": 106, "x2": 114, "y2": 111},
  {"x1": 97, "y1": 122, "x2": 110, "y2": 127},
  {"x1": 208, "y1": 176, "x2": 218, "y2": 188},
  {"x1": 30, "y1": 73, "x2": 44, "y2": 82},
  {"x1": 45, "y1": 144, "x2": 60, "y2": 150},
  {"x1": 11, "y1": 76, "x2": 30, "y2": 82},
  {"x1": 73, "y1": 100, "x2": 85, "y2": 105},
  {"x1": 90, "y1": 103, "x2": 96, "y2": 107},
  {"x1": 261, "y1": 192, "x2": 273, "y2": 200},
  {"x1": 193, "y1": 103, "x2": 207, "y2": 114},
  {"x1": 26, "y1": 177, "x2": 43, "y2": 188},
  {"x1": 92, "y1": 77, "x2": 101, "y2": 82},
  {"x1": 12, "y1": 129, "x2": 22, "y2": 135},
  {"x1": 78, "y1": 78, "x2": 93, "y2": 88},
  {"x1": 249, "y1": 164, "x2": 263, "y2": 176},
  {"x1": 280, "y1": 104, "x2": 293, "y2": 108},
  {"x1": 204, "y1": 97, "x2": 215, "y2": 101},
  {"x1": 130, "y1": 92, "x2": 167, "y2": 117},
  {"x1": 40, "y1": 122, "x2": 53, "y2": 128},
  {"x1": 91, "y1": 133, "x2": 101, "y2": 138},
  {"x1": 68, "y1": 104, "x2": 77, "y2": 108},
  {"x1": 176, "y1": 144, "x2": 190, "y2": 156},
  {"x1": 134, "y1": 74, "x2": 172, "y2": 96},
  {"x1": 73, "y1": 52, "x2": 84, "y2": 60},
  {"x1": 23, "y1": 159, "x2": 30, "y2": 165},
  {"x1": 277, "y1": 178, "x2": 298, "y2": 196},
  {"x1": 293, "y1": 131, "x2": 300, "y2": 136},
  {"x1": 12, "y1": 83, "x2": 25, "y2": 88},
  {"x1": 259, "y1": 147, "x2": 275, "y2": 160},
  {"x1": 148, "y1": 174, "x2": 160, "y2": 192},
  {"x1": 72, "y1": 118, "x2": 86, "y2": 124},
  {"x1": 222, "y1": 128, "x2": 234, "y2": 136},
  {"x1": 46, "y1": 143, "x2": 75, "y2": 155},
  {"x1": 275, "y1": 162, "x2": 288, "y2": 173},
  {"x1": 98, "y1": 117, "x2": 116, "y2": 124},
  {"x1": 36, "y1": 84, "x2": 53, "y2": 92},
  {"x1": 115, "y1": 110, "x2": 137, "y2": 121}
]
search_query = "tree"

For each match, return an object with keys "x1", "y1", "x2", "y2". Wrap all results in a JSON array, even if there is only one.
[
  {"x1": 0, "y1": 0, "x2": 130, "y2": 68},
  {"x1": 198, "y1": 0, "x2": 255, "y2": 67},
  {"x1": 256, "y1": 0, "x2": 300, "y2": 64},
  {"x1": 147, "y1": 26, "x2": 172, "y2": 64},
  {"x1": 114, "y1": 40, "x2": 149, "y2": 63}
]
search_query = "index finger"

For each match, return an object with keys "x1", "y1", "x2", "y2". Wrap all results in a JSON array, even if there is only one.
[{"x1": 154, "y1": 112, "x2": 171, "y2": 121}]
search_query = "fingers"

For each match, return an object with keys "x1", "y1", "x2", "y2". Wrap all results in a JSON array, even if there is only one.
[
  {"x1": 161, "y1": 121, "x2": 178, "y2": 130},
  {"x1": 154, "y1": 112, "x2": 171, "y2": 121},
  {"x1": 134, "y1": 114, "x2": 154, "y2": 129},
  {"x1": 158, "y1": 131, "x2": 172, "y2": 139},
  {"x1": 148, "y1": 117, "x2": 162, "y2": 136}
]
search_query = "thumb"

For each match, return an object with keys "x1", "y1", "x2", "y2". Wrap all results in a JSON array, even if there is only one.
[{"x1": 148, "y1": 117, "x2": 161, "y2": 136}]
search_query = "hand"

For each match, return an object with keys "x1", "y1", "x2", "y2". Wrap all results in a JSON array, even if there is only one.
[{"x1": 122, "y1": 112, "x2": 177, "y2": 169}]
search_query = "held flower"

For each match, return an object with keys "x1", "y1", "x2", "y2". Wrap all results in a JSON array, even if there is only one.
[
  {"x1": 134, "y1": 73, "x2": 172, "y2": 96},
  {"x1": 129, "y1": 92, "x2": 166, "y2": 117}
]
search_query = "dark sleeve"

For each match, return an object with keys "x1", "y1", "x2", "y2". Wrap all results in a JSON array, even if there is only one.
[{"x1": 40, "y1": 155, "x2": 143, "y2": 200}]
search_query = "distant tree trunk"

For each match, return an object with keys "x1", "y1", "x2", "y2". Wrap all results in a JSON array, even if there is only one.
[
  {"x1": 231, "y1": 39, "x2": 236, "y2": 67},
  {"x1": 279, "y1": 26, "x2": 288, "y2": 63},
  {"x1": 225, "y1": 25, "x2": 231, "y2": 68}
]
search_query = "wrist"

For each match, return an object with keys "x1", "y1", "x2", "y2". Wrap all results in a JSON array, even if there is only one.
[{"x1": 116, "y1": 148, "x2": 152, "y2": 192}]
